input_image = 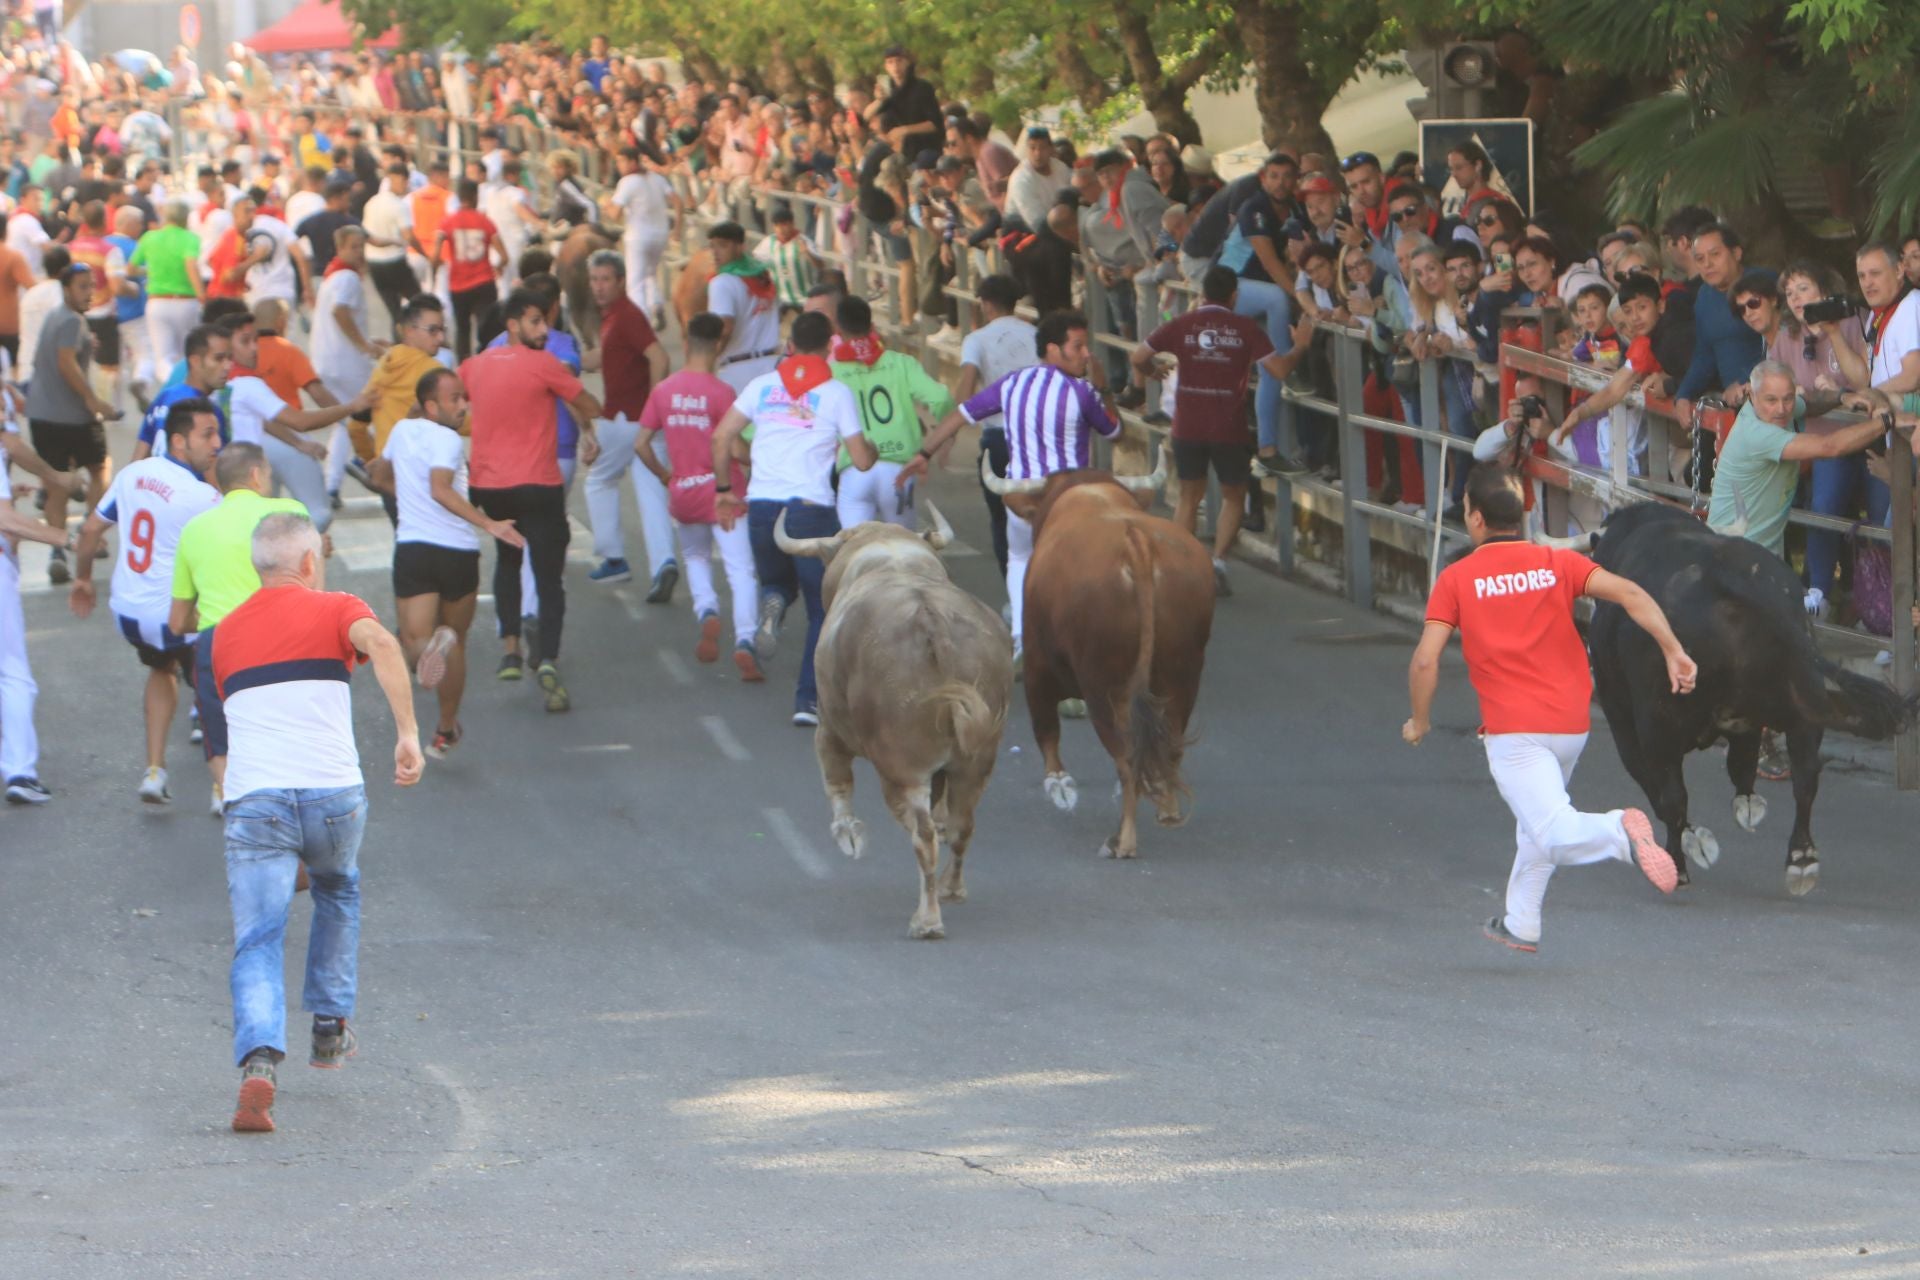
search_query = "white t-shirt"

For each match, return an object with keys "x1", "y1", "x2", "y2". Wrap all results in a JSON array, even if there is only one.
[
  {"x1": 738, "y1": 370, "x2": 864, "y2": 506},
  {"x1": 7, "y1": 211, "x2": 50, "y2": 277},
  {"x1": 241, "y1": 215, "x2": 299, "y2": 302},
  {"x1": 382, "y1": 417, "x2": 479, "y2": 551},
  {"x1": 189, "y1": 201, "x2": 229, "y2": 243},
  {"x1": 360, "y1": 189, "x2": 412, "y2": 264},
  {"x1": 311, "y1": 269, "x2": 373, "y2": 390},
  {"x1": 16, "y1": 279, "x2": 62, "y2": 377},
  {"x1": 95, "y1": 454, "x2": 220, "y2": 624},
  {"x1": 1871, "y1": 290, "x2": 1920, "y2": 388},
  {"x1": 959, "y1": 316, "x2": 1039, "y2": 429},
  {"x1": 481, "y1": 184, "x2": 531, "y2": 246},
  {"x1": 613, "y1": 171, "x2": 673, "y2": 238},
  {"x1": 225, "y1": 375, "x2": 290, "y2": 446},
  {"x1": 709, "y1": 272, "x2": 781, "y2": 378},
  {"x1": 284, "y1": 190, "x2": 325, "y2": 235}
]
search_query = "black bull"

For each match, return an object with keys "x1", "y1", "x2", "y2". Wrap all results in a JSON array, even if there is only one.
[{"x1": 1587, "y1": 503, "x2": 1916, "y2": 896}]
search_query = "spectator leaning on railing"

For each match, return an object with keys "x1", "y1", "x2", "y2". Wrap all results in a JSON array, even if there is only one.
[{"x1": 1672, "y1": 223, "x2": 1768, "y2": 420}]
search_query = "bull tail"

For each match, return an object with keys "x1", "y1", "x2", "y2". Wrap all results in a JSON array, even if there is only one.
[
  {"x1": 927, "y1": 681, "x2": 1006, "y2": 761},
  {"x1": 1711, "y1": 561, "x2": 1919, "y2": 740},
  {"x1": 1120, "y1": 528, "x2": 1191, "y2": 805}
]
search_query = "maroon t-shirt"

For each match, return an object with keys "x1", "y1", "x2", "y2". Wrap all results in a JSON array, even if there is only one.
[
  {"x1": 1145, "y1": 304, "x2": 1274, "y2": 444},
  {"x1": 600, "y1": 295, "x2": 660, "y2": 419}
]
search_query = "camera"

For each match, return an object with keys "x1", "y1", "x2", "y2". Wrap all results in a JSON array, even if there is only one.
[
  {"x1": 1802, "y1": 296, "x2": 1860, "y2": 326},
  {"x1": 1512, "y1": 394, "x2": 1546, "y2": 421}
]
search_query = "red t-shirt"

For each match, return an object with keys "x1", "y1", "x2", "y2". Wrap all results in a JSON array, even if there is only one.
[
  {"x1": 459, "y1": 344, "x2": 586, "y2": 489},
  {"x1": 1424, "y1": 540, "x2": 1601, "y2": 735},
  {"x1": 206, "y1": 230, "x2": 248, "y2": 299},
  {"x1": 600, "y1": 295, "x2": 660, "y2": 419},
  {"x1": 639, "y1": 369, "x2": 742, "y2": 524},
  {"x1": 438, "y1": 209, "x2": 500, "y2": 294},
  {"x1": 1144, "y1": 304, "x2": 1274, "y2": 444}
]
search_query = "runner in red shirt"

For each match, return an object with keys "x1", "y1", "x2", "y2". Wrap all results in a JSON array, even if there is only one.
[
  {"x1": 1133, "y1": 266, "x2": 1312, "y2": 596},
  {"x1": 1404, "y1": 466, "x2": 1697, "y2": 952},
  {"x1": 431, "y1": 180, "x2": 507, "y2": 361}
]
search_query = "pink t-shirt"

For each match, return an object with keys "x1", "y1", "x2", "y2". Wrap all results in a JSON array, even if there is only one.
[{"x1": 640, "y1": 369, "x2": 742, "y2": 524}]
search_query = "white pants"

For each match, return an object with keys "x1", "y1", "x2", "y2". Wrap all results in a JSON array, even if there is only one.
[
  {"x1": 1007, "y1": 511, "x2": 1033, "y2": 648},
  {"x1": 323, "y1": 424, "x2": 352, "y2": 496},
  {"x1": 678, "y1": 519, "x2": 757, "y2": 643},
  {"x1": 585, "y1": 415, "x2": 676, "y2": 575},
  {"x1": 1484, "y1": 732, "x2": 1631, "y2": 943},
  {"x1": 518, "y1": 456, "x2": 576, "y2": 622},
  {"x1": 146, "y1": 297, "x2": 201, "y2": 374},
  {"x1": 262, "y1": 435, "x2": 333, "y2": 533},
  {"x1": 119, "y1": 316, "x2": 155, "y2": 387},
  {"x1": 625, "y1": 230, "x2": 668, "y2": 320},
  {"x1": 0, "y1": 553, "x2": 37, "y2": 782},
  {"x1": 836, "y1": 459, "x2": 914, "y2": 530}
]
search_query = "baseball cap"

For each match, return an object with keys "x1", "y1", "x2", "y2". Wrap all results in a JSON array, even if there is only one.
[
  {"x1": 1297, "y1": 174, "x2": 1339, "y2": 196},
  {"x1": 57, "y1": 262, "x2": 92, "y2": 284},
  {"x1": 1092, "y1": 148, "x2": 1129, "y2": 171}
]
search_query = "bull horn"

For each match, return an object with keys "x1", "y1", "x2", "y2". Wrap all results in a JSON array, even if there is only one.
[
  {"x1": 774, "y1": 508, "x2": 853, "y2": 558},
  {"x1": 920, "y1": 501, "x2": 954, "y2": 550},
  {"x1": 1530, "y1": 530, "x2": 1597, "y2": 552},
  {"x1": 1114, "y1": 443, "x2": 1168, "y2": 494},
  {"x1": 979, "y1": 449, "x2": 1048, "y2": 496}
]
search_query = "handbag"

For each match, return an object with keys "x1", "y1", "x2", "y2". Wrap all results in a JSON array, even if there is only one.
[{"x1": 1851, "y1": 523, "x2": 1894, "y2": 638}]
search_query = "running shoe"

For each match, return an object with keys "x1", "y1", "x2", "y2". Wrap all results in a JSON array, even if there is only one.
[
  {"x1": 416, "y1": 625, "x2": 458, "y2": 689},
  {"x1": 189, "y1": 706, "x2": 203, "y2": 745},
  {"x1": 310, "y1": 1017, "x2": 357, "y2": 1069},
  {"x1": 208, "y1": 782, "x2": 223, "y2": 817},
  {"x1": 497, "y1": 652, "x2": 524, "y2": 681},
  {"x1": 1483, "y1": 915, "x2": 1539, "y2": 953},
  {"x1": 646, "y1": 559, "x2": 680, "y2": 603},
  {"x1": 756, "y1": 592, "x2": 788, "y2": 662},
  {"x1": 1212, "y1": 560, "x2": 1233, "y2": 598},
  {"x1": 695, "y1": 610, "x2": 722, "y2": 664},
  {"x1": 5, "y1": 776, "x2": 51, "y2": 805},
  {"x1": 792, "y1": 703, "x2": 819, "y2": 727},
  {"x1": 588, "y1": 557, "x2": 633, "y2": 584},
  {"x1": 733, "y1": 641, "x2": 764, "y2": 683},
  {"x1": 343, "y1": 457, "x2": 377, "y2": 493},
  {"x1": 232, "y1": 1051, "x2": 278, "y2": 1133},
  {"x1": 1252, "y1": 452, "x2": 1311, "y2": 480},
  {"x1": 1621, "y1": 807, "x2": 1679, "y2": 893},
  {"x1": 138, "y1": 766, "x2": 171, "y2": 805},
  {"x1": 426, "y1": 724, "x2": 461, "y2": 759},
  {"x1": 538, "y1": 662, "x2": 570, "y2": 713},
  {"x1": 46, "y1": 547, "x2": 69, "y2": 585}
]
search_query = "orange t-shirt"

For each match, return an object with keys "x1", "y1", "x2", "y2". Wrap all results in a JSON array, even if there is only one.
[
  {"x1": 1424, "y1": 539, "x2": 1600, "y2": 735},
  {"x1": 249, "y1": 334, "x2": 320, "y2": 406},
  {"x1": 206, "y1": 231, "x2": 248, "y2": 299},
  {"x1": 409, "y1": 185, "x2": 453, "y2": 255},
  {"x1": 0, "y1": 243, "x2": 38, "y2": 335}
]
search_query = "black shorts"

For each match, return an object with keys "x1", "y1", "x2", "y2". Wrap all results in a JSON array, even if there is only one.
[
  {"x1": 118, "y1": 615, "x2": 196, "y2": 674},
  {"x1": 30, "y1": 418, "x2": 107, "y2": 471},
  {"x1": 1172, "y1": 437, "x2": 1252, "y2": 486},
  {"x1": 393, "y1": 541, "x2": 481, "y2": 600},
  {"x1": 86, "y1": 315, "x2": 121, "y2": 366}
]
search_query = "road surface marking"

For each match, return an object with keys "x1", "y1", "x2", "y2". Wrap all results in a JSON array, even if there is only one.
[
  {"x1": 563, "y1": 743, "x2": 633, "y2": 754},
  {"x1": 764, "y1": 806, "x2": 832, "y2": 879},
  {"x1": 657, "y1": 648, "x2": 694, "y2": 686},
  {"x1": 614, "y1": 588, "x2": 644, "y2": 621},
  {"x1": 701, "y1": 715, "x2": 752, "y2": 762}
]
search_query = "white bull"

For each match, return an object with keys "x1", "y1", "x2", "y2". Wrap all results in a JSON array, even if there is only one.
[{"x1": 775, "y1": 503, "x2": 1014, "y2": 938}]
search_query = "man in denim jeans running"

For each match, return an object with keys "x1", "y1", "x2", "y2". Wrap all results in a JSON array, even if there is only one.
[{"x1": 211, "y1": 512, "x2": 422, "y2": 1133}]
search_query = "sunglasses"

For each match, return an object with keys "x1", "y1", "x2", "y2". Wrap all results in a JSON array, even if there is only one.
[
  {"x1": 1340, "y1": 151, "x2": 1379, "y2": 172},
  {"x1": 1736, "y1": 296, "x2": 1767, "y2": 313},
  {"x1": 413, "y1": 322, "x2": 447, "y2": 335},
  {"x1": 1475, "y1": 212, "x2": 1501, "y2": 227},
  {"x1": 1391, "y1": 206, "x2": 1423, "y2": 221}
]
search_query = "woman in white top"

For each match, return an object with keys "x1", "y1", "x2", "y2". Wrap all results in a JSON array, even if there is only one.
[
  {"x1": 606, "y1": 147, "x2": 679, "y2": 325},
  {"x1": 1406, "y1": 242, "x2": 1482, "y2": 509}
]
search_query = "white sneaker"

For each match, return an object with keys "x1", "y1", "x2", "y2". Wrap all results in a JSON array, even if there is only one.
[
  {"x1": 209, "y1": 782, "x2": 224, "y2": 817},
  {"x1": 138, "y1": 766, "x2": 171, "y2": 805},
  {"x1": 931, "y1": 323, "x2": 960, "y2": 344},
  {"x1": 1804, "y1": 586, "x2": 1829, "y2": 619}
]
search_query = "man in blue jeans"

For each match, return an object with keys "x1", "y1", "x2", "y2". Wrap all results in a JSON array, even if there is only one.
[
  {"x1": 711, "y1": 311, "x2": 878, "y2": 725},
  {"x1": 210, "y1": 512, "x2": 422, "y2": 1133}
]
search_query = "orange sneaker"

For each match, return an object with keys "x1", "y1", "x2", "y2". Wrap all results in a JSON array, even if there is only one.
[
  {"x1": 1622, "y1": 808, "x2": 1679, "y2": 893},
  {"x1": 734, "y1": 642, "x2": 765, "y2": 683},
  {"x1": 695, "y1": 611, "x2": 721, "y2": 664},
  {"x1": 232, "y1": 1054, "x2": 277, "y2": 1133}
]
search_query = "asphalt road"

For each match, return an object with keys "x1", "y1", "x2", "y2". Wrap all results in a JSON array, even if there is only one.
[{"x1": 5, "y1": 415, "x2": 1920, "y2": 1278}]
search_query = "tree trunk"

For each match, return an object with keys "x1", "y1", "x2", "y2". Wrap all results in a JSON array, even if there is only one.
[
  {"x1": 680, "y1": 48, "x2": 726, "y2": 87},
  {"x1": 763, "y1": 41, "x2": 803, "y2": 100},
  {"x1": 796, "y1": 50, "x2": 839, "y2": 98},
  {"x1": 1234, "y1": 0, "x2": 1338, "y2": 158},
  {"x1": 1052, "y1": 31, "x2": 1111, "y2": 111},
  {"x1": 1112, "y1": 6, "x2": 1214, "y2": 145}
]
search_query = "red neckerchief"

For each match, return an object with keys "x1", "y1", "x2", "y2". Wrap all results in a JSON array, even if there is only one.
[
  {"x1": 1105, "y1": 165, "x2": 1129, "y2": 228},
  {"x1": 323, "y1": 256, "x2": 355, "y2": 278},
  {"x1": 832, "y1": 332, "x2": 886, "y2": 366},
  {"x1": 778, "y1": 354, "x2": 832, "y2": 399},
  {"x1": 1866, "y1": 289, "x2": 1909, "y2": 360},
  {"x1": 1361, "y1": 201, "x2": 1389, "y2": 238}
]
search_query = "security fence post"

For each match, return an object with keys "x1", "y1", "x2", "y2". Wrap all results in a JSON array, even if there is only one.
[
  {"x1": 1893, "y1": 428, "x2": 1917, "y2": 790},
  {"x1": 1335, "y1": 331, "x2": 1372, "y2": 610}
]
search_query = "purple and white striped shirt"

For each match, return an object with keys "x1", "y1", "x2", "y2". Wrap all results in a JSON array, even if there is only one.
[{"x1": 959, "y1": 364, "x2": 1119, "y2": 480}]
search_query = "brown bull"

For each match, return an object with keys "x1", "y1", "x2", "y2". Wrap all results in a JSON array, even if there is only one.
[
  {"x1": 776, "y1": 504, "x2": 1014, "y2": 938},
  {"x1": 986, "y1": 451, "x2": 1215, "y2": 859}
]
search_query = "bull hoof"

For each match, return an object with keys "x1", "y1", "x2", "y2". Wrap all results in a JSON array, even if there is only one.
[
  {"x1": 1786, "y1": 849, "x2": 1821, "y2": 897},
  {"x1": 1680, "y1": 825, "x2": 1720, "y2": 870},
  {"x1": 1733, "y1": 793, "x2": 1768, "y2": 833},
  {"x1": 939, "y1": 881, "x2": 967, "y2": 904},
  {"x1": 1044, "y1": 772, "x2": 1079, "y2": 812},
  {"x1": 831, "y1": 816, "x2": 867, "y2": 859},
  {"x1": 909, "y1": 914, "x2": 946, "y2": 940}
]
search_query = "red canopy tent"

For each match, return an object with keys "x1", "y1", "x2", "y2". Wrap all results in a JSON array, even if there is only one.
[{"x1": 243, "y1": 1, "x2": 400, "y2": 54}]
